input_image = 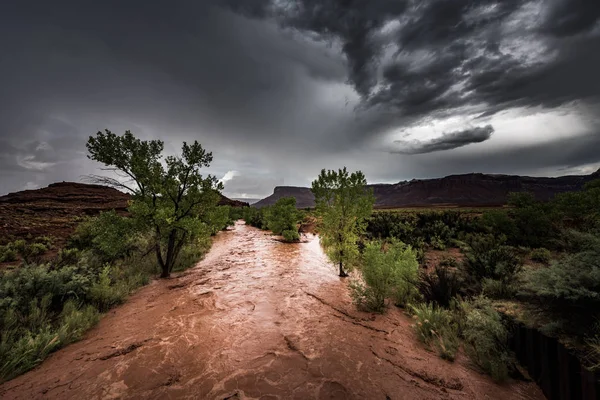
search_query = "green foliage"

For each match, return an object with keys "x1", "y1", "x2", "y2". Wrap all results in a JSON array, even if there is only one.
[
  {"x1": 417, "y1": 265, "x2": 461, "y2": 308},
  {"x1": 282, "y1": 229, "x2": 300, "y2": 242},
  {"x1": 87, "y1": 266, "x2": 128, "y2": 312},
  {"x1": 202, "y1": 206, "x2": 232, "y2": 235},
  {"x1": 522, "y1": 242, "x2": 600, "y2": 307},
  {"x1": 460, "y1": 233, "x2": 522, "y2": 295},
  {"x1": 87, "y1": 130, "x2": 222, "y2": 277},
  {"x1": 312, "y1": 167, "x2": 374, "y2": 276},
  {"x1": 507, "y1": 192, "x2": 558, "y2": 248},
  {"x1": 172, "y1": 234, "x2": 211, "y2": 272},
  {"x1": 243, "y1": 207, "x2": 268, "y2": 229},
  {"x1": 0, "y1": 244, "x2": 17, "y2": 262},
  {"x1": 481, "y1": 210, "x2": 518, "y2": 239},
  {"x1": 350, "y1": 240, "x2": 419, "y2": 312},
  {"x1": 410, "y1": 303, "x2": 460, "y2": 361},
  {"x1": 228, "y1": 206, "x2": 245, "y2": 221},
  {"x1": 0, "y1": 299, "x2": 99, "y2": 382},
  {"x1": 70, "y1": 211, "x2": 138, "y2": 262},
  {"x1": 530, "y1": 248, "x2": 551, "y2": 264},
  {"x1": 10, "y1": 240, "x2": 48, "y2": 264},
  {"x1": 264, "y1": 197, "x2": 299, "y2": 240},
  {"x1": 554, "y1": 179, "x2": 600, "y2": 232},
  {"x1": 460, "y1": 297, "x2": 511, "y2": 382}
]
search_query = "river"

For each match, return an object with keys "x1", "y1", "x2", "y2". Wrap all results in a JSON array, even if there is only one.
[{"x1": 0, "y1": 221, "x2": 543, "y2": 399}]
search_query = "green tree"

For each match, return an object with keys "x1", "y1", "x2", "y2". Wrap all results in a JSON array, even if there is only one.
[
  {"x1": 311, "y1": 167, "x2": 374, "y2": 277},
  {"x1": 87, "y1": 130, "x2": 222, "y2": 278},
  {"x1": 265, "y1": 197, "x2": 299, "y2": 241}
]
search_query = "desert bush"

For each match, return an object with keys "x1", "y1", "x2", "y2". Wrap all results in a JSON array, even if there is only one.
[
  {"x1": 34, "y1": 236, "x2": 53, "y2": 248},
  {"x1": 0, "y1": 299, "x2": 99, "y2": 382},
  {"x1": 283, "y1": 229, "x2": 300, "y2": 242},
  {"x1": 367, "y1": 212, "x2": 416, "y2": 242},
  {"x1": 10, "y1": 240, "x2": 48, "y2": 264},
  {"x1": 87, "y1": 266, "x2": 128, "y2": 312},
  {"x1": 55, "y1": 248, "x2": 81, "y2": 267},
  {"x1": 0, "y1": 245, "x2": 17, "y2": 262},
  {"x1": 0, "y1": 264, "x2": 93, "y2": 320},
  {"x1": 417, "y1": 265, "x2": 461, "y2": 308},
  {"x1": 530, "y1": 248, "x2": 551, "y2": 264},
  {"x1": 410, "y1": 302, "x2": 460, "y2": 361},
  {"x1": 481, "y1": 278, "x2": 517, "y2": 299},
  {"x1": 522, "y1": 242, "x2": 600, "y2": 308},
  {"x1": 350, "y1": 240, "x2": 419, "y2": 312},
  {"x1": 481, "y1": 210, "x2": 518, "y2": 239},
  {"x1": 507, "y1": 192, "x2": 558, "y2": 248},
  {"x1": 69, "y1": 211, "x2": 139, "y2": 262},
  {"x1": 460, "y1": 297, "x2": 511, "y2": 382},
  {"x1": 460, "y1": 233, "x2": 521, "y2": 295}
]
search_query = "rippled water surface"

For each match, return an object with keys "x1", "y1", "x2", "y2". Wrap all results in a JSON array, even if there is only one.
[{"x1": 0, "y1": 221, "x2": 544, "y2": 399}]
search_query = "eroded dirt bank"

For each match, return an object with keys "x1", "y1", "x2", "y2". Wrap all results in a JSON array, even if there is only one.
[{"x1": 0, "y1": 221, "x2": 543, "y2": 399}]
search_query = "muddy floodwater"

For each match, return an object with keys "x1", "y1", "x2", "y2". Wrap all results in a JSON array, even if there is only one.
[{"x1": 0, "y1": 221, "x2": 543, "y2": 399}]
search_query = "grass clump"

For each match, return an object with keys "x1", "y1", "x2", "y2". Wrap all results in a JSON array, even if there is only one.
[
  {"x1": 410, "y1": 302, "x2": 460, "y2": 361},
  {"x1": 460, "y1": 297, "x2": 512, "y2": 382},
  {"x1": 417, "y1": 265, "x2": 461, "y2": 308}
]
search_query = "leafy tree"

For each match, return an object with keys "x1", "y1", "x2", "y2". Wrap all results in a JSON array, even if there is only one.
[
  {"x1": 87, "y1": 130, "x2": 222, "y2": 277},
  {"x1": 311, "y1": 167, "x2": 374, "y2": 277},
  {"x1": 265, "y1": 197, "x2": 299, "y2": 240}
]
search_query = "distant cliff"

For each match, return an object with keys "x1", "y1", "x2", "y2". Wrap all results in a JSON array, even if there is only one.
[{"x1": 253, "y1": 170, "x2": 600, "y2": 209}]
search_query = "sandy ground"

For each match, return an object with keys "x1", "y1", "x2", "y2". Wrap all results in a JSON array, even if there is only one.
[{"x1": 0, "y1": 221, "x2": 544, "y2": 400}]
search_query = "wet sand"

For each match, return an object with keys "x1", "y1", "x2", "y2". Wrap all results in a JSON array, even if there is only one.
[{"x1": 0, "y1": 221, "x2": 543, "y2": 399}]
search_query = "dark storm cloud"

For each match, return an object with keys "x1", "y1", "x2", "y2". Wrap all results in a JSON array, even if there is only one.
[
  {"x1": 540, "y1": 0, "x2": 600, "y2": 37},
  {"x1": 250, "y1": 0, "x2": 600, "y2": 125},
  {"x1": 1, "y1": 0, "x2": 600, "y2": 196},
  {"x1": 393, "y1": 125, "x2": 494, "y2": 154}
]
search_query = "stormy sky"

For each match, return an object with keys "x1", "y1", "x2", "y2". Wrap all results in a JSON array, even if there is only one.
[{"x1": 1, "y1": 0, "x2": 599, "y2": 198}]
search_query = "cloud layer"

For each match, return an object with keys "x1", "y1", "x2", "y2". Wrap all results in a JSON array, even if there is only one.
[{"x1": 0, "y1": 0, "x2": 599, "y2": 196}]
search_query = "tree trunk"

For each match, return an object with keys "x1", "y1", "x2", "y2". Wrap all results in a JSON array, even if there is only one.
[
  {"x1": 338, "y1": 261, "x2": 348, "y2": 277},
  {"x1": 164, "y1": 230, "x2": 177, "y2": 276}
]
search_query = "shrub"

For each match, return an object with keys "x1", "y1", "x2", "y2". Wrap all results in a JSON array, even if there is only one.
[
  {"x1": 243, "y1": 207, "x2": 268, "y2": 229},
  {"x1": 87, "y1": 266, "x2": 128, "y2": 312},
  {"x1": 530, "y1": 248, "x2": 551, "y2": 264},
  {"x1": 461, "y1": 297, "x2": 512, "y2": 382},
  {"x1": 350, "y1": 240, "x2": 419, "y2": 312},
  {"x1": 460, "y1": 233, "x2": 522, "y2": 295},
  {"x1": 522, "y1": 243, "x2": 600, "y2": 308},
  {"x1": 282, "y1": 229, "x2": 300, "y2": 242},
  {"x1": 70, "y1": 211, "x2": 138, "y2": 262},
  {"x1": 0, "y1": 300, "x2": 99, "y2": 382},
  {"x1": 481, "y1": 278, "x2": 517, "y2": 299},
  {"x1": 11, "y1": 240, "x2": 48, "y2": 264},
  {"x1": 410, "y1": 302, "x2": 460, "y2": 361},
  {"x1": 0, "y1": 245, "x2": 17, "y2": 262},
  {"x1": 265, "y1": 197, "x2": 299, "y2": 239},
  {"x1": 417, "y1": 265, "x2": 461, "y2": 308}
]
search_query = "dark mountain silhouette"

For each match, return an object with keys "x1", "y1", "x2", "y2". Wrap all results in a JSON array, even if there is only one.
[{"x1": 254, "y1": 170, "x2": 600, "y2": 209}]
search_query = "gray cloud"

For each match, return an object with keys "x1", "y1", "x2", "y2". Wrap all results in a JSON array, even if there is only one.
[
  {"x1": 393, "y1": 125, "x2": 494, "y2": 154},
  {"x1": 1, "y1": 0, "x2": 600, "y2": 197}
]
